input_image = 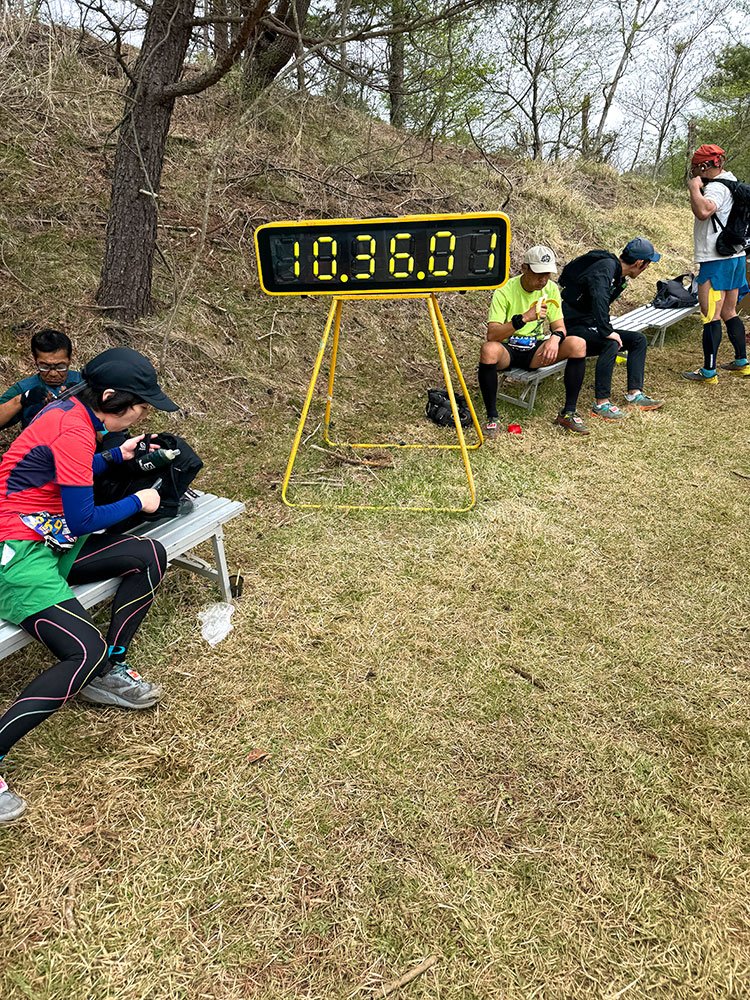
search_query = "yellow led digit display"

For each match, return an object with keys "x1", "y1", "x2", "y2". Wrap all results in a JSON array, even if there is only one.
[
  {"x1": 353, "y1": 234, "x2": 376, "y2": 279},
  {"x1": 254, "y1": 212, "x2": 510, "y2": 296},
  {"x1": 389, "y1": 233, "x2": 415, "y2": 278},
  {"x1": 312, "y1": 236, "x2": 337, "y2": 280},
  {"x1": 429, "y1": 230, "x2": 456, "y2": 277}
]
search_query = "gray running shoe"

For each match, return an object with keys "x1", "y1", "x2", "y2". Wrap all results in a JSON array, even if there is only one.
[
  {"x1": 624, "y1": 391, "x2": 664, "y2": 411},
  {"x1": 79, "y1": 662, "x2": 163, "y2": 710},
  {"x1": 0, "y1": 776, "x2": 27, "y2": 824},
  {"x1": 720, "y1": 360, "x2": 750, "y2": 375},
  {"x1": 681, "y1": 368, "x2": 718, "y2": 383},
  {"x1": 591, "y1": 401, "x2": 627, "y2": 420}
]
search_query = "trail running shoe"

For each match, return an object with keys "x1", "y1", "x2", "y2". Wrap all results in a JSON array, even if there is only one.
[
  {"x1": 0, "y1": 776, "x2": 27, "y2": 824},
  {"x1": 625, "y1": 391, "x2": 664, "y2": 411},
  {"x1": 720, "y1": 360, "x2": 750, "y2": 375},
  {"x1": 484, "y1": 421, "x2": 500, "y2": 440},
  {"x1": 681, "y1": 368, "x2": 718, "y2": 383},
  {"x1": 79, "y1": 663, "x2": 163, "y2": 710},
  {"x1": 554, "y1": 410, "x2": 590, "y2": 435},
  {"x1": 591, "y1": 402, "x2": 626, "y2": 421}
]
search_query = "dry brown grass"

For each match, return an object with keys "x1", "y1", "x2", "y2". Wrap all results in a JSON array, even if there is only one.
[{"x1": 1, "y1": 19, "x2": 750, "y2": 1000}]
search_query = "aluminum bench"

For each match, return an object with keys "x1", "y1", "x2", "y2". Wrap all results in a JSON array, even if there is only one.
[
  {"x1": 0, "y1": 490, "x2": 245, "y2": 660},
  {"x1": 611, "y1": 303, "x2": 699, "y2": 348},
  {"x1": 495, "y1": 359, "x2": 568, "y2": 411}
]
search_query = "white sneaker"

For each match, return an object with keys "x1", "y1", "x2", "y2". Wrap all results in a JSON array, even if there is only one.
[{"x1": 0, "y1": 776, "x2": 27, "y2": 824}]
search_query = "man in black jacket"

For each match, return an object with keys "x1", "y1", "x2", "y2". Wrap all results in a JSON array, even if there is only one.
[{"x1": 559, "y1": 238, "x2": 664, "y2": 421}]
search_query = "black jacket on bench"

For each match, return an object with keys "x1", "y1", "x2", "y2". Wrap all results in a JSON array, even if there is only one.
[{"x1": 559, "y1": 250, "x2": 627, "y2": 338}]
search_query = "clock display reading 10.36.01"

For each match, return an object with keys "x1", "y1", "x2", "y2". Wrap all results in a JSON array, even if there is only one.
[{"x1": 254, "y1": 213, "x2": 510, "y2": 295}]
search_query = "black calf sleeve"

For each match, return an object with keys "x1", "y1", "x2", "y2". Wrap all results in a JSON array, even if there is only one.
[
  {"x1": 478, "y1": 362, "x2": 499, "y2": 420},
  {"x1": 726, "y1": 316, "x2": 747, "y2": 361},
  {"x1": 702, "y1": 320, "x2": 722, "y2": 371},
  {"x1": 563, "y1": 356, "x2": 586, "y2": 412}
]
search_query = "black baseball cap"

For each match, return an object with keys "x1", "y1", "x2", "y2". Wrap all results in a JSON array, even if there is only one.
[{"x1": 82, "y1": 348, "x2": 179, "y2": 412}]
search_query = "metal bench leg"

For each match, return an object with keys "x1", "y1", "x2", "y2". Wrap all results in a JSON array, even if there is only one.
[
  {"x1": 527, "y1": 381, "x2": 538, "y2": 411},
  {"x1": 170, "y1": 528, "x2": 234, "y2": 601},
  {"x1": 210, "y1": 527, "x2": 233, "y2": 602},
  {"x1": 650, "y1": 327, "x2": 666, "y2": 349},
  {"x1": 496, "y1": 377, "x2": 538, "y2": 411}
]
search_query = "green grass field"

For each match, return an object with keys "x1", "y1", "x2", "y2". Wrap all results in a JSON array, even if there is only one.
[
  {"x1": 2, "y1": 317, "x2": 750, "y2": 999},
  {"x1": 1, "y1": 27, "x2": 749, "y2": 997}
]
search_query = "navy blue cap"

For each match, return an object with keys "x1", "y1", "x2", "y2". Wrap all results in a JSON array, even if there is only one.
[
  {"x1": 622, "y1": 237, "x2": 661, "y2": 263},
  {"x1": 82, "y1": 348, "x2": 179, "y2": 412}
]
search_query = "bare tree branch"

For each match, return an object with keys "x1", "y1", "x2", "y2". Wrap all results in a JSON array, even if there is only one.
[{"x1": 158, "y1": 0, "x2": 270, "y2": 100}]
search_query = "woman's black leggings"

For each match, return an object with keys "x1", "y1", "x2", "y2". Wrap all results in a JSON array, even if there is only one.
[{"x1": 0, "y1": 534, "x2": 166, "y2": 758}]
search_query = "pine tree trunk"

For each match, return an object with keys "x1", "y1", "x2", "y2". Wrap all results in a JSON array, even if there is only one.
[
  {"x1": 213, "y1": 0, "x2": 229, "y2": 58},
  {"x1": 97, "y1": 0, "x2": 195, "y2": 321},
  {"x1": 387, "y1": 9, "x2": 406, "y2": 129},
  {"x1": 243, "y1": 0, "x2": 310, "y2": 97}
]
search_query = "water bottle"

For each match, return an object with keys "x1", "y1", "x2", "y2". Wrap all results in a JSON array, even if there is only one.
[{"x1": 135, "y1": 447, "x2": 180, "y2": 473}]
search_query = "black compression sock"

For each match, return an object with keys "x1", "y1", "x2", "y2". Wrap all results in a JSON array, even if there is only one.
[
  {"x1": 726, "y1": 316, "x2": 747, "y2": 361},
  {"x1": 478, "y1": 362, "x2": 499, "y2": 420},
  {"x1": 563, "y1": 356, "x2": 586, "y2": 412},
  {"x1": 702, "y1": 320, "x2": 722, "y2": 371}
]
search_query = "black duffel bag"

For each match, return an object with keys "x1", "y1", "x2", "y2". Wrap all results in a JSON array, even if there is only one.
[
  {"x1": 95, "y1": 431, "x2": 203, "y2": 530},
  {"x1": 425, "y1": 388, "x2": 472, "y2": 428},
  {"x1": 652, "y1": 273, "x2": 698, "y2": 309}
]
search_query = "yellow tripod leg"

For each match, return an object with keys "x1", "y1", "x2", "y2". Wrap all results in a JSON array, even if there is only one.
[
  {"x1": 281, "y1": 298, "x2": 340, "y2": 509},
  {"x1": 431, "y1": 294, "x2": 484, "y2": 448},
  {"x1": 283, "y1": 293, "x2": 477, "y2": 512},
  {"x1": 325, "y1": 294, "x2": 481, "y2": 452},
  {"x1": 427, "y1": 294, "x2": 477, "y2": 511},
  {"x1": 323, "y1": 297, "x2": 343, "y2": 447}
]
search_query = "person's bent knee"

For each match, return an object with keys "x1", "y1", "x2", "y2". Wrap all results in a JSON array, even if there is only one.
[
  {"x1": 73, "y1": 637, "x2": 110, "y2": 695},
  {"x1": 480, "y1": 342, "x2": 504, "y2": 365},
  {"x1": 595, "y1": 338, "x2": 620, "y2": 358},
  {"x1": 567, "y1": 335, "x2": 586, "y2": 359},
  {"x1": 134, "y1": 537, "x2": 167, "y2": 575},
  {"x1": 151, "y1": 539, "x2": 167, "y2": 572}
]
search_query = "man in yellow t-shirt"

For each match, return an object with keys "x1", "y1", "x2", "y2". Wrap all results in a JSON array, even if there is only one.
[{"x1": 477, "y1": 246, "x2": 589, "y2": 435}]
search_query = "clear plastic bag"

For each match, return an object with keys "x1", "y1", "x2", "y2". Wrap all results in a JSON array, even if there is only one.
[{"x1": 198, "y1": 602, "x2": 235, "y2": 646}]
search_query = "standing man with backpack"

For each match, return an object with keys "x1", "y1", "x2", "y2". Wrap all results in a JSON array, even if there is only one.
[
  {"x1": 558, "y1": 238, "x2": 665, "y2": 421},
  {"x1": 683, "y1": 144, "x2": 750, "y2": 382}
]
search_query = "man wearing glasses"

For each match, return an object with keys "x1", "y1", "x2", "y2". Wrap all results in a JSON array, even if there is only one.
[{"x1": 0, "y1": 329, "x2": 82, "y2": 432}]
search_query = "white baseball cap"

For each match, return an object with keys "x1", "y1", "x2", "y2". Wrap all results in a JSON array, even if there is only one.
[{"x1": 524, "y1": 245, "x2": 557, "y2": 274}]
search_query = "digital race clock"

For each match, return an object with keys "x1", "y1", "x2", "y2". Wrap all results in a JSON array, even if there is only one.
[{"x1": 254, "y1": 212, "x2": 510, "y2": 296}]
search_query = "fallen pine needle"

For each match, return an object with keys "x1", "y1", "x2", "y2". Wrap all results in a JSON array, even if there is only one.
[
  {"x1": 63, "y1": 879, "x2": 77, "y2": 932},
  {"x1": 508, "y1": 664, "x2": 547, "y2": 691},
  {"x1": 377, "y1": 955, "x2": 439, "y2": 996}
]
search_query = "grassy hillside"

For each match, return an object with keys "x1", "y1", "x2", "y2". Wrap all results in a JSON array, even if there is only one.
[{"x1": 1, "y1": 23, "x2": 749, "y2": 1000}]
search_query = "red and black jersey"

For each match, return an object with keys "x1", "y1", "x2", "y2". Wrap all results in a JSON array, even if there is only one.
[{"x1": 0, "y1": 398, "x2": 96, "y2": 543}]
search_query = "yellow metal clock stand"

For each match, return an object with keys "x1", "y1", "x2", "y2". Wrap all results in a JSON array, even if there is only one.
[{"x1": 281, "y1": 292, "x2": 484, "y2": 513}]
